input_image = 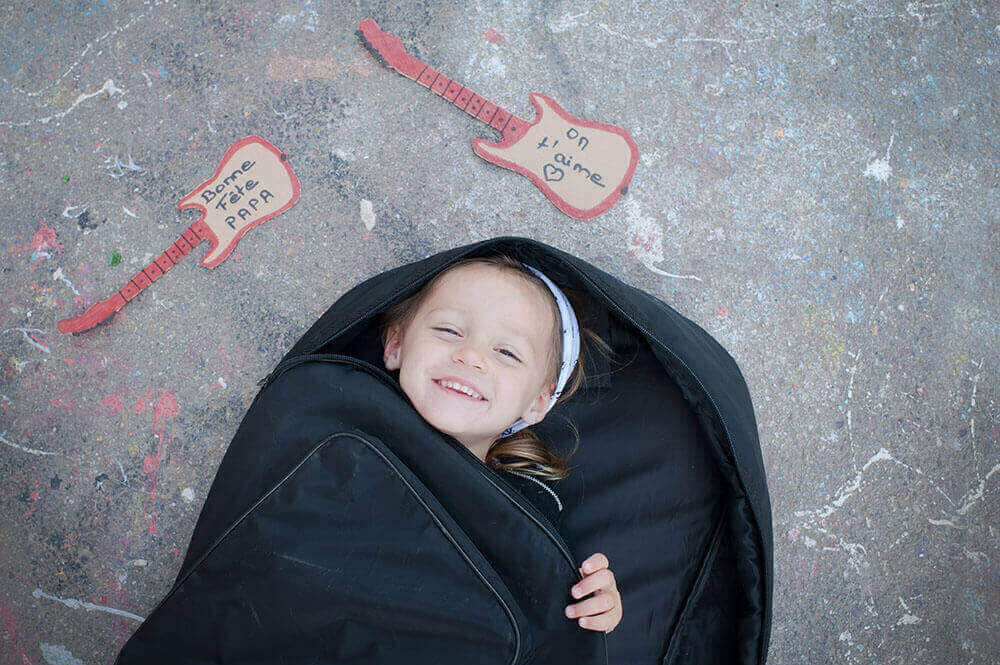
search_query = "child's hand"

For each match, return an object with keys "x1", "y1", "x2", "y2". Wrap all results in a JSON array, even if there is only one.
[{"x1": 564, "y1": 552, "x2": 622, "y2": 634}]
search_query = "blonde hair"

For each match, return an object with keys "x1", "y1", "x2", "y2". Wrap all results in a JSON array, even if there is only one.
[{"x1": 378, "y1": 252, "x2": 618, "y2": 481}]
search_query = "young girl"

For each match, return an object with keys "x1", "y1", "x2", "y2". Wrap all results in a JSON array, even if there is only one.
[{"x1": 379, "y1": 251, "x2": 623, "y2": 635}]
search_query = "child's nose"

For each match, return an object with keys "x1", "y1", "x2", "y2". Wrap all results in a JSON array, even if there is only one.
[{"x1": 453, "y1": 344, "x2": 486, "y2": 369}]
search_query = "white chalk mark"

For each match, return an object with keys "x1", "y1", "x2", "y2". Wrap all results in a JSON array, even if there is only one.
[
  {"x1": 643, "y1": 264, "x2": 705, "y2": 281},
  {"x1": 863, "y1": 133, "x2": 895, "y2": 182},
  {"x1": 927, "y1": 517, "x2": 961, "y2": 528},
  {"x1": 846, "y1": 355, "x2": 860, "y2": 472},
  {"x1": 625, "y1": 200, "x2": 703, "y2": 282},
  {"x1": 0, "y1": 429, "x2": 60, "y2": 456},
  {"x1": 360, "y1": 199, "x2": 376, "y2": 231},
  {"x1": 40, "y1": 643, "x2": 85, "y2": 665},
  {"x1": 2, "y1": 327, "x2": 51, "y2": 353},
  {"x1": 905, "y1": 0, "x2": 952, "y2": 26},
  {"x1": 548, "y1": 10, "x2": 590, "y2": 34},
  {"x1": 0, "y1": 5, "x2": 147, "y2": 102},
  {"x1": 962, "y1": 547, "x2": 990, "y2": 565},
  {"x1": 33, "y1": 588, "x2": 144, "y2": 622},
  {"x1": 62, "y1": 204, "x2": 89, "y2": 218},
  {"x1": 277, "y1": 0, "x2": 318, "y2": 31},
  {"x1": 677, "y1": 37, "x2": 738, "y2": 44},
  {"x1": 52, "y1": 267, "x2": 81, "y2": 297},
  {"x1": 1, "y1": 79, "x2": 127, "y2": 128},
  {"x1": 968, "y1": 359, "x2": 983, "y2": 474},
  {"x1": 598, "y1": 22, "x2": 672, "y2": 49},
  {"x1": 102, "y1": 151, "x2": 142, "y2": 179},
  {"x1": 151, "y1": 291, "x2": 175, "y2": 310},
  {"x1": 794, "y1": 448, "x2": 893, "y2": 523},
  {"x1": 116, "y1": 458, "x2": 128, "y2": 485},
  {"x1": 794, "y1": 442, "x2": 959, "y2": 556},
  {"x1": 955, "y1": 462, "x2": 1000, "y2": 516}
]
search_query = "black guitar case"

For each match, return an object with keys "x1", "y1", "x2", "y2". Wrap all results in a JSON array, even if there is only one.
[{"x1": 115, "y1": 236, "x2": 772, "y2": 665}]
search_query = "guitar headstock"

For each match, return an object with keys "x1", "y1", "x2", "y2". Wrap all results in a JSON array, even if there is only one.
[{"x1": 356, "y1": 19, "x2": 425, "y2": 80}]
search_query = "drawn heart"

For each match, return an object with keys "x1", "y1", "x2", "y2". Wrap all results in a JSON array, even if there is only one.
[{"x1": 542, "y1": 163, "x2": 564, "y2": 183}]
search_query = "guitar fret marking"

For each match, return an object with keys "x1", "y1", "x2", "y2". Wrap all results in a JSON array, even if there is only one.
[
  {"x1": 131, "y1": 270, "x2": 152, "y2": 290},
  {"x1": 418, "y1": 66, "x2": 438, "y2": 87},
  {"x1": 431, "y1": 73, "x2": 450, "y2": 94},
  {"x1": 165, "y1": 245, "x2": 183, "y2": 263},
  {"x1": 120, "y1": 280, "x2": 141, "y2": 302},
  {"x1": 490, "y1": 109, "x2": 511, "y2": 132},
  {"x1": 154, "y1": 253, "x2": 174, "y2": 272},
  {"x1": 465, "y1": 94, "x2": 485, "y2": 117},
  {"x1": 454, "y1": 87, "x2": 472, "y2": 109},
  {"x1": 443, "y1": 80, "x2": 463, "y2": 101},
  {"x1": 477, "y1": 101, "x2": 498, "y2": 124},
  {"x1": 181, "y1": 228, "x2": 200, "y2": 246},
  {"x1": 143, "y1": 261, "x2": 164, "y2": 282}
]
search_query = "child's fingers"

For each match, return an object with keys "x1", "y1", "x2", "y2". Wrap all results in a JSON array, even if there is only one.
[
  {"x1": 573, "y1": 611, "x2": 618, "y2": 633},
  {"x1": 565, "y1": 593, "x2": 617, "y2": 620},
  {"x1": 570, "y1": 569, "x2": 615, "y2": 600},
  {"x1": 579, "y1": 552, "x2": 610, "y2": 574}
]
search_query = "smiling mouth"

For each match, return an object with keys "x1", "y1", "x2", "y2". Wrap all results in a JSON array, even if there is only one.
[{"x1": 434, "y1": 379, "x2": 487, "y2": 402}]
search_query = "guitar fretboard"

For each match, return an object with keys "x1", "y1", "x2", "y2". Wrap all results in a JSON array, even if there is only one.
[{"x1": 357, "y1": 19, "x2": 527, "y2": 138}]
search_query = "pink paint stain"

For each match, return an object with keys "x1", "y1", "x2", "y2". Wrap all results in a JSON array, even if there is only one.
[
  {"x1": 717, "y1": 305, "x2": 727, "y2": 318},
  {"x1": 49, "y1": 397, "x2": 77, "y2": 410},
  {"x1": 629, "y1": 234, "x2": 657, "y2": 259},
  {"x1": 484, "y1": 27, "x2": 506, "y2": 43},
  {"x1": 134, "y1": 389, "x2": 179, "y2": 535},
  {"x1": 25, "y1": 477, "x2": 41, "y2": 516},
  {"x1": 142, "y1": 455, "x2": 159, "y2": 474},
  {"x1": 11, "y1": 219, "x2": 64, "y2": 271},
  {"x1": 0, "y1": 596, "x2": 39, "y2": 665},
  {"x1": 103, "y1": 394, "x2": 124, "y2": 414}
]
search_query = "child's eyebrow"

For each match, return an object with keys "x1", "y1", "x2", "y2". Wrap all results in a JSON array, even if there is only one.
[{"x1": 429, "y1": 308, "x2": 535, "y2": 353}]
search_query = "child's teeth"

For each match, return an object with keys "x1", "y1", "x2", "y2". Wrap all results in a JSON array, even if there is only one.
[{"x1": 441, "y1": 380, "x2": 481, "y2": 399}]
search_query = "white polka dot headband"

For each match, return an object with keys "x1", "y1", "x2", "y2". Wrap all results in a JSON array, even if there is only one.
[{"x1": 496, "y1": 263, "x2": 581, "y2": 439}]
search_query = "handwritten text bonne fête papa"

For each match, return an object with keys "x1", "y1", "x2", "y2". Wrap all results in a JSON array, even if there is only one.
[{"x1": 199, "y1": 159, "x2": 276, "y2": 229}]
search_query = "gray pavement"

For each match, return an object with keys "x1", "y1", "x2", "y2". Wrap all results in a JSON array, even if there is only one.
[{"x1": 1, "y1": 1, "x2": 997, "y2": 663}]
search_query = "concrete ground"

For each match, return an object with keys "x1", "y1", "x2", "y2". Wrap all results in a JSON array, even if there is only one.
[{"x1": 1, "y1": 1, "x2": 997, "y2": 663}]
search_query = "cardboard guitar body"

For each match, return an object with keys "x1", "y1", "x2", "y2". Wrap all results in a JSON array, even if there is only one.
[
  {"x1": 357, "y1": 19, "x2": 638, "y2": 219},
  {"x1": 57, "y1": 136, "x2": 299, "y2": 334}
]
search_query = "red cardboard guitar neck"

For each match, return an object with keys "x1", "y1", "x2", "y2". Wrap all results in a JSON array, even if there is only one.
[
  {"x1": 357, "y1": 19, "x2": 639, "y2": 220},
  {"x1": 356, "y1": 19, "x2": 530, "y2": 141}
]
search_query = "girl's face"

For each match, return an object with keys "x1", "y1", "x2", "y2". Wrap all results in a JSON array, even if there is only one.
[{"x1": 383, "y1": 263, "x2": 558, "y2": 463}]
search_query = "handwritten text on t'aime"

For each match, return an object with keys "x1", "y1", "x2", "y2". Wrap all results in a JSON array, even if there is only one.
[{"x1": 536, "y1": 128, "x2": 606, "y2": 188}]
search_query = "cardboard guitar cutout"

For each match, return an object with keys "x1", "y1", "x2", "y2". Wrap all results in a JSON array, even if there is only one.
[
  {"x1": 58, "y1": 136, "x2": 300, "y2": 334},
  {"x1": 357, "y1": 19, "x2": 639, "y2": 220}
]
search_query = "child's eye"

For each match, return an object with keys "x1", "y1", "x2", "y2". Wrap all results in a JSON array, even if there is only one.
[{"x1": 435, "y1": 328, "x2": 520, "y2": 362}]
